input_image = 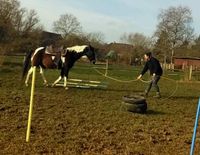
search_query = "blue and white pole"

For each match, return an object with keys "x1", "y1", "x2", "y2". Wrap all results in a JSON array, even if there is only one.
[{"x1": 190, "y1": 98, "x2": 200, "y2": 155}]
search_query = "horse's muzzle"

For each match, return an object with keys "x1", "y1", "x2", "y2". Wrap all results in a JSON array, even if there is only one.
[{"x1": 92, "y1": 60, "x2": 96, "y2": 64}]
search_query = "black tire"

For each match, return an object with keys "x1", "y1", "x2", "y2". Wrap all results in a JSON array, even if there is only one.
[
  {"x1": 122, "y1": 95, "x2": 146, "y2": 104},
  {"x1": 122, "y1": 95, "x2": 147, "y2": 113},
  {"x1": 123, "y1": 101, "x2": 147, "y2": 113}
]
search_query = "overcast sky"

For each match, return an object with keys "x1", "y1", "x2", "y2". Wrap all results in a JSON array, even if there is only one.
[{"x1": 19, "y1": 0, "x2": 200, "y2": 43}]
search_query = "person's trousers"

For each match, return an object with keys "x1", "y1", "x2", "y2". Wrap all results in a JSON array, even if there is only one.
[{"x1": 145, "y1": 75, "x2": 161, "y2": 94}]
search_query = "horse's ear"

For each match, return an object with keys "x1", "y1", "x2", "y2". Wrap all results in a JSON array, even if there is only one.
[{"x1": 88, "y1": 44, "x2": 94, "y2": 50}]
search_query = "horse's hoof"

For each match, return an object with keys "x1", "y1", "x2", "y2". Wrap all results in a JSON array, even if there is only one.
[
  {"x1": 25, "y1": 83, "x2": 28, "y2": 87},
  {"x1": 65, "y1": 87, "x2": 69, "y2": 90}
]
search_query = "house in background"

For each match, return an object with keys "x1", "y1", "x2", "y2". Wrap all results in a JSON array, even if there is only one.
[
  {"x1": 40, "y1": 31, "x2": 63, "y2": 46},
  {"x1": 174, "y1": 57, "x2": 200, "y2": 70}
]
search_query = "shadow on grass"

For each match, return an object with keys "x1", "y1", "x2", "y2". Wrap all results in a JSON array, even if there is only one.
[
  {"x1": 145, "y1": 109, "x2": 166, "y2": 115},
  {"x1": 164, "y1": 96, "x2": 199, "y2": 100},
  {"x1": 48, "y1": 86, "x2": 143, "y2": 93},
  {"x1": 126, "y1": 110, "x2": 166, "y2": 115},
  {"x1": 105, "y1": 88, "x2": 142, "y2": 93}
]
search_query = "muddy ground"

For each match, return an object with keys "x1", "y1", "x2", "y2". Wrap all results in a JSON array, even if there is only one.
[{"x1": 0, "y1": 59, "x2": 200, "y2": 155}]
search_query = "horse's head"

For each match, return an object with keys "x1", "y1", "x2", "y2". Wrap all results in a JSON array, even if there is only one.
[{"x1": 84, "y1": 45, "x2": 96, "y2": 64}]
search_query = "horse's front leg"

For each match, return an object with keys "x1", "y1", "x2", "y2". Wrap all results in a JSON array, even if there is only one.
[
  {"x1": 39, "y1": 66, "x2": 48, "y2": 86},
  {"x1": 25, "y1": 67, "x2": 33, "y2": 86},
  {"x1": 64, "y1": 76, "x2": 68, "y2": 89},
  {"x1": 63, "y1": 66, "x2": 70, "y2": 90}
]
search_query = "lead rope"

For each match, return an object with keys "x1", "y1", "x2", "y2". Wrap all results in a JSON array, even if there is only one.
[
  {"x1": 93, "y1": 67, "x2": 179, "y2": 101},
  {"x1": 93, "y1": 67, "x2": 139, "y2": 83}
]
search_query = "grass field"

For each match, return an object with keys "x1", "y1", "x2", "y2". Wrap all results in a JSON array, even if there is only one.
[{"x1": 0, "y1": 56, "x2": 200, "y2": 155}]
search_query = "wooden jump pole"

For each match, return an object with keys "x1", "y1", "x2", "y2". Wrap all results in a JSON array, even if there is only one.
[
  {"x1": 55, "y1": 79, "x2": 107, "y2": 89},
  {"x1": 26, "y1": 66, "x2": 36, "y2": 142},
  {"x1": 105, "y1": 59, "x2": 108, "y2": 76},
  {"x1": 69, "y1": 78, "x2": 106, "y2": 84}
]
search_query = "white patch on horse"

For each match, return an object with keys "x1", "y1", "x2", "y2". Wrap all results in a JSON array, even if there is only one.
[
  {"x1": 82, "y1": 56, "x2": 87, "y2": 59},
  {"x1": 66, "y1": 45, "x2": 88, "y2": 53},
  {"x1": 31, "y1": 47, "x2": 45, "y2": 61},
  {"x1": 61, "y1": 56, "x2": 65, "y2": 63},
  {"x1": 51, "y1": 56, "x2": 55, "y2": 60}
]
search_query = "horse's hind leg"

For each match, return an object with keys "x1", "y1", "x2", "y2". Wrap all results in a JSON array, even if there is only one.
[
  {"x1": 25, "y1": 67, "x2": 33, "y2": 86},
  {"x1": 39, "y1": 66, "x2": 48, "y2": 86}
]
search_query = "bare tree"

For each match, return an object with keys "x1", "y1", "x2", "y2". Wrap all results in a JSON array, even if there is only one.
[
  {"x1": 155, "y1": 6, "x2": 194, "y2": 64},
  {"x1": 53, "y1": 13, "x2": 82, "y2": 38},
  {"x1": 0, "y1": 0, "x2": 41, "y2": 53},
  {"x1": 22, "y1": 10, "x2": 39, "y2": 33},
  {"x1": 154, "y1": 31, "x2": 171, "y2": 64},
  {"x1": 63, "y1": 33, "x2": 88, "y2": 46},
  {"x1": 86, "y1": 32, "x2": 105, "y2": 45},
  {"x1": 0, "y1": 0, "x2": 20, "y2": 42},
  {"x1": 0, "y1": 0, "x2": 40, "y2": 37},
  {"x1": 120, "y1": 32, "x2": 128, "y2": 43},
  {"x1": 120, "y1": 32, "x2": 152, "y2": 49},
  {"x1": 119, "y1": 32, "x2": 153, "y2": 64}
]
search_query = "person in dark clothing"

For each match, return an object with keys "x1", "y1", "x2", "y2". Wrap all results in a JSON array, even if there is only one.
[{"x1": 137, "y1": 52, "x2": 163, "y2": 98}]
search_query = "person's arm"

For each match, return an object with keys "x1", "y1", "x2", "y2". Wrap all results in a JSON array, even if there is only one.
[
  {"x1": 141, "y1": 62, "x2": 148, "y2": 76},
  {"x1": 137, "y1": 63, "x2": 148, "y2": 79}
]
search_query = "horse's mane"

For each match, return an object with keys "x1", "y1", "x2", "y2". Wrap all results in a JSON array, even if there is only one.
[{"x1": 66, "y1": 45, "x2": 88, "y2": 53}]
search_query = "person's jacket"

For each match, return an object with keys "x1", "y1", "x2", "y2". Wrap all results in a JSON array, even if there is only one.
[{"x1": 141, "y1": 57, "x2": 163, "y2": 76}]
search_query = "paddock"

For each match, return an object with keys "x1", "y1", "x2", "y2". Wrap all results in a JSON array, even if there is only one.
[{"x1": 1, "y1": 55, "x2": 200, "y2": 154}]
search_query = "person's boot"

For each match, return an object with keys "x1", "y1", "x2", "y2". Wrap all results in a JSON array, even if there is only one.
[
  {"x1": 144, "y1": 91, "x2": 148, "y2": 97},
  {"x1": 153, "y1": 92, "x2": 161, "y2": 98}
]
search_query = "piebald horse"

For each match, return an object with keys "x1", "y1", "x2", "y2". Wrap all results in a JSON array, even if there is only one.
[{"x1": 22, "y1": 45, "x2": 96, "y2": 88}]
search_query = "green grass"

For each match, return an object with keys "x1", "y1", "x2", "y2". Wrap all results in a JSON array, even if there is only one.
[{"x1": 0, "y1": 56, "x2": 200, "y2": 155}]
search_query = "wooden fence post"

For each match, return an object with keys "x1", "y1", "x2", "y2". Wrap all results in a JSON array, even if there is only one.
[
  {"x1": 105, "y1": 59, "x2": 108, "y2": 76},
  {"x1": 189, "y1": 65, "x2": 193, "y2": 81}
]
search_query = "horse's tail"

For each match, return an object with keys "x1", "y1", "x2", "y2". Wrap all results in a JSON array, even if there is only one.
[{"x1": 22, "y1": 50, "x2": 33, "y2": 79}]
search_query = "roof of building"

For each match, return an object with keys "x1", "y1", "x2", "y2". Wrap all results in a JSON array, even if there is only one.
[{"x1": 174, "y1": 56, "x2": 200, "y2": 60}]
